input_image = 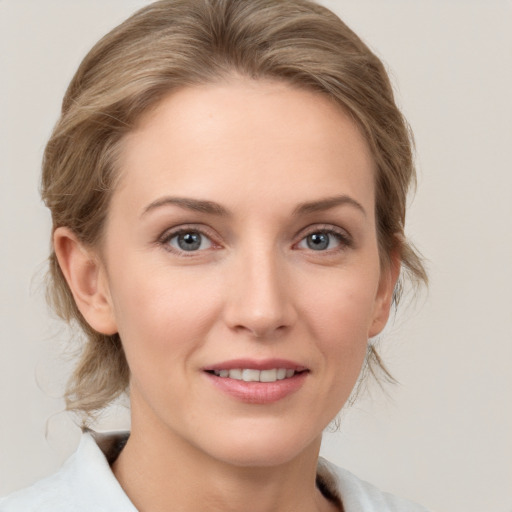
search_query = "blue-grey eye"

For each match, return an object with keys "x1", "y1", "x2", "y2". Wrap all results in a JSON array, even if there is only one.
[
  {"x1": 169, "y1": 231, "x2": 212, "y2": 252},
  {"x1": 298, "y1": 231, "x2": 341, "y2": 251}
]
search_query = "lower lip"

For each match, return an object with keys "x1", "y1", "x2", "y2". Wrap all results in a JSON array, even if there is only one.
[{"x1": 204, "y1": 372, "x2": 308, "y2": 404}]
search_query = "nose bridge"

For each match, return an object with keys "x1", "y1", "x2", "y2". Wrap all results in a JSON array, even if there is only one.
[{"x1": 224, "y1": 239, "x2": 295, "y2": 338}]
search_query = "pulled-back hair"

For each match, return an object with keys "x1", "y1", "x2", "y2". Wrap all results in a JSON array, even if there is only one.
[{"x1": 42, "y1": 0, "x2": 427, "y2": 419}]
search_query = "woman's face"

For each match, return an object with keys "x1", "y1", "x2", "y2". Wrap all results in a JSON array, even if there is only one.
[{"x1": 94, "y1": 80, "x2": 396, "y2": 466}]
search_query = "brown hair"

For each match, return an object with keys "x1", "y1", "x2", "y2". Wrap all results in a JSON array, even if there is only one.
[{"x1": 42, "y1": 0, "x2": 427, "y2": 419}]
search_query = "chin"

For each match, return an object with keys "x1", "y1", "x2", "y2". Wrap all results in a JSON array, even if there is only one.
[{"x1": 199, "y1": 423, "x2": 323, "y2": 468}]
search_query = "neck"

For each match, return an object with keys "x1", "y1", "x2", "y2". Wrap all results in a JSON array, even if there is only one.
[{"x1": 112, "y1": 405, "x2": 338, "y2": 512}]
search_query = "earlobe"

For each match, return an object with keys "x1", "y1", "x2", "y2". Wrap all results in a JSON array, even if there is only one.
[
  {"x1": 368, "y1": 251, "x2": 401, "y2": 338},
  {"x1": 53, "y1": 227, "x2": 118, "y2": 335}
]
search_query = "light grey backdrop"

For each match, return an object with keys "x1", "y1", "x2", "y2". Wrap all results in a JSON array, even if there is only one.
[{"x1": 1, "y1": 1, "x2": 511, "y2": 511}]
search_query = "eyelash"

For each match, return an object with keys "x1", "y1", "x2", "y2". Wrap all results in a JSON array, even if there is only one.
[
  {"x1": 157, "y1": 224, "x2": 352, "y2": 256},
  {"x1": 294, "y1": 225, "x2": 353, "y2": 253},
  {"x1": 158, "y1": 225, "x2": 220, "y2": 256}
]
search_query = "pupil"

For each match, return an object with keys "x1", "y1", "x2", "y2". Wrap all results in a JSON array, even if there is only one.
[
  {"x1": 307, "y1": 233, "x2": 329, "y2": 250},
  {"x1": 178, "y1": 232, "x2": 201, "y2": 251}
]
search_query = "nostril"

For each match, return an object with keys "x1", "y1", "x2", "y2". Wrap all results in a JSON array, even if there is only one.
[
  {"x1": 234, "y1": 320, "x2": 290, "y2": 339},
  {"x1": 222, "y1": 272, "x2": 297, "y2": 337}
]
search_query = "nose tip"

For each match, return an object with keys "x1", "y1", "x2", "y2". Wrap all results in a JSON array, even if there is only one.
[
  {"x1": 231, "y1": 309, "x2": 290, "y2": 339},
  {"x1": 223, "y1": 254, "x2": 296, "y2": 339}
]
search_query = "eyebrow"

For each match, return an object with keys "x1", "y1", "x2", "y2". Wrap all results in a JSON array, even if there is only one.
[
  {"x1": 293, "y1": 195, "x2": 366, "y2": 217},
  {"x1": 141, "y1": 196, "x2": 229, "y2": 218},
  {"x1": 141, "y1": 194, "x2": 366, "y2": 218}
]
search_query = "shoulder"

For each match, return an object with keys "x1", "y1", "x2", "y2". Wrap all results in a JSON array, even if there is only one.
[
  {"x1": 318, "y1": 458, "x2": 431, "y2": 512},
  {"x1": 0, "y1": 455, "x2": 79, "y2": 512},
  {"x1": 0, "y1": 432, "x2": 135, "y2": 512}
]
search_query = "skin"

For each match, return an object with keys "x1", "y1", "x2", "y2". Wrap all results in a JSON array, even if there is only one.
[{"x1": 55, "y1": 79, "x2": 399, "y2": 512}]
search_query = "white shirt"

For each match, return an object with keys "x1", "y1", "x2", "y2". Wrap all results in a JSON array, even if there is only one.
[{"x1": 0, "y1": 432, "x2": 429, "y2": 511}]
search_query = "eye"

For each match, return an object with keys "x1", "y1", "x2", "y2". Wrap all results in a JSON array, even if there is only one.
[
  {"x1": 166, "y1": 230, "x2": 213, "y2": 252},
  {"x1": 296, "y1": 229, "x2": 350, "y2": 252}
]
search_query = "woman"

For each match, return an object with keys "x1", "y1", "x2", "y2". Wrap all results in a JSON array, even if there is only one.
[{"x1": 1, "y1": 0, "x2": 428, "y2": 510}]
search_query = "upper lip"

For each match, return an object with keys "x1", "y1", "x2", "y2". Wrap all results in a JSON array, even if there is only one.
[{"x1": 203, "y1": 358, "x2": 308, "y2": 372}]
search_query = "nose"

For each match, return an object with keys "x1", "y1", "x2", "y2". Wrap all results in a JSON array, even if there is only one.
[{"x1": 222, "y1": 247, "x2": 297, "y2": 339}]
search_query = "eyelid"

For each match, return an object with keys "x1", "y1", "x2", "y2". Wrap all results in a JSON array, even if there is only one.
[
  {"x1": 158, "y1": 224, "x2": 222, "y2": 255},
  {"x1": 293, "y1": 224, "x2": 353, "y2": 249},
  {"x1": 156, "y1": 222, "x2": 352, "y2": 255}
]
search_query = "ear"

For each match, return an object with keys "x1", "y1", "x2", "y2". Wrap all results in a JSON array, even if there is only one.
[
  {"x1": 368, "y1": 249, "x2": 401, "y2": 338},
  {"x1": 53, "y1": 227, "x2": 118, "y2": 335}
]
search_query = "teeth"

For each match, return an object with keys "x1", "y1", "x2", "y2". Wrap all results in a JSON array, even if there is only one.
[
  {"x1": 228, "y1": 369, "x2": 242, "y2": 380},
  {"x1": 212, "y1": 368, "x2": 298, "y2": 382},
  {"x1": 260, "y1": 369, "x2": 277, "y2": 382},
  {"x1": 242, "y1": 369, "x2": 260, "y2": 382}
]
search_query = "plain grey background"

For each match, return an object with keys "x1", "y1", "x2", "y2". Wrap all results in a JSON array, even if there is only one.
[{"x1": 1, "y1": 1, "x2": 511, "y2": 511}]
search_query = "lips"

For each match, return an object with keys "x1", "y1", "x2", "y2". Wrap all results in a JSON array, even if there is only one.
[
  {"x1": 203, "y1": 359, "x2": 309, "y2": 403},
  {"x1": 210, "y1": 368, "x2": 298, "y2": 382}
]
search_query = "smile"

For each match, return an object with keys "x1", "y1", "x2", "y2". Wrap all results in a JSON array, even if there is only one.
[
  {"x1": 203, "y1": 360, "x2": 309, "y2": 403},
  {"x1": 210, "y1": 368, "x2": 298, "y2": 382}
]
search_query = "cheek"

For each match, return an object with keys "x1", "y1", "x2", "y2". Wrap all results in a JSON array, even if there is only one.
[
  {"x1": 108, "y1": 261, "x2": 224, "y2": 369},
  {"x1": 302, "y1": 265, "x2": 380, "y2": 339},
  {"x1": 299, "y1": 264, "x2": 380, "y2": 382}
]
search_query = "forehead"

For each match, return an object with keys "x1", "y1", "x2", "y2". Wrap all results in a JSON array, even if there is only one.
[{"x1": 114, "y1": 79, "x2": 376, "y2": 215}]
